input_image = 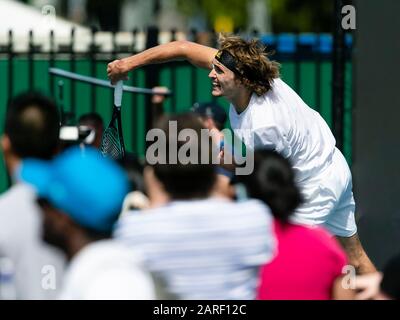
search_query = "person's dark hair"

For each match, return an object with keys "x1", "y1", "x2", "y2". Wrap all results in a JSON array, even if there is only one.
[
  {"x1": 149, "y1": 113, "x2": 217, "y2": 200},
  {"x1": 380, "y1": 253, "x2": 400, "y2": 299},
  {"x1": 117, "y1": 152, "x2": 145, "y2": 193},
  {"x1": 5, "y1": 92, "x2": 60, "y2": 160},
  {"x1": 235, "y1": 149, "x2": 302, "y2": 222},
  {"x1": 78, "y1": 112, "x2": 104, "y2": 129}
]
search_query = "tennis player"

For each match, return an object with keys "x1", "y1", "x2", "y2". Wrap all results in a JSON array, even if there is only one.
[{"x1": 107, "y1": 34, "x2": 375, "y2": 274}]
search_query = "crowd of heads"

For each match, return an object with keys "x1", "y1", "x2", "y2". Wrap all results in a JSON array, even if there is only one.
[{"x1": 0, "y1": 88, "x2": 398, "y2": 300}]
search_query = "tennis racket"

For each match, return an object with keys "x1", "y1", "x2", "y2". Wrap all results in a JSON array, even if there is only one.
[{"x1": 100, "y1": 81, "x2": 125, "y2": 160}]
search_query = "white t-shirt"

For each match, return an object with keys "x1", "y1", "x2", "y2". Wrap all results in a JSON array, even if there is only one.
[
  {"x1": 229, "y1": 78, "x2": 336, "y2": 184},
  {"x1": 59, "y1": 240, "x2": 156, "y2": 300},
  {"x1": 0, "y1": 183, "x2": 66, "y2": 300},
  {"x1": 115, "y1": 198, "x2": 275, "y2": 300}
]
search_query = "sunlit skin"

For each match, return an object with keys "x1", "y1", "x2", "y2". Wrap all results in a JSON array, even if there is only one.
[
  {"x1": 208, "y1": 60, "x2": 236, "y2": 97},
  {"x1": 208, "y1": 59, "x2": 252, "y2": 114}
]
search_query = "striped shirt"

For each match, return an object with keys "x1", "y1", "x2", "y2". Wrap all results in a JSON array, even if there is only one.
[{"x1": 114, "y1": 198, "x2": 275, "y2": 300}]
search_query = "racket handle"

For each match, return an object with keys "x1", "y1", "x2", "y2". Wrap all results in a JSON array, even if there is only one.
[{"x1": 114, "y1": 81, "x2": 123, "y2": 107}]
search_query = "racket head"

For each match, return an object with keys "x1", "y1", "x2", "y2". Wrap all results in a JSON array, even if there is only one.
[{"x1": 100, "y1": 108, "x2": 125, "y2": 160}]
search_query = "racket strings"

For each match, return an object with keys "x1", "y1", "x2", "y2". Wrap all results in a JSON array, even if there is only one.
[{"x1": 100, "y1": 125, "x2": 124, "y2": 160}]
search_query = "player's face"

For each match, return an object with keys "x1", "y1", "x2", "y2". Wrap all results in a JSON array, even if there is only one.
[{"x1": 208, "y1": 60, "x2": 239, "y2": 98}]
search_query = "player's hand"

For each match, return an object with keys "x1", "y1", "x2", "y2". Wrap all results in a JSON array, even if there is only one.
[
  {"x1": 107, "y1": 59, "x2": 129, "y2": 85},
  {"x1": 151, "y1": 86, "x2": 169, "y2": 104}
]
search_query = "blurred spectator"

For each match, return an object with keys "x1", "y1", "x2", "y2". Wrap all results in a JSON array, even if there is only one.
[
  {"x1": 192, "y1": 101, "x2": 227, "y2": 157},
  {"x1": 192, "y1": 101, "x2": 235, "y2": 196},
  {"x1": 210, "y1": 172, "x2": 235, "y2": 200},
  {"x1": 192, "y1": 101, "x2": 227, "y2": 131},
  {"x1": 117, "y1": 152, "x2": 150, "y2": 217},
  {"x1": 0, "y1": 92, "x2": 65, "y2": 299},
  {"x1": 115, "y1": 113, "x2": 276, "y2": 299},
  {"x1": 78, "y1": 112, "x2": 104, "y2": 149},
  {"x1": 235, "y1": 149, "x2": 354, "y2": 300},
  {"x1": 18, "y1": 146, "x2": 155, "y2": 299},
  {"x1": 150, "y1": 86, "x2": 170, "y2": 128},
  {"x1": 117, "y1": 153, "x2": 146, "y2": 193}
]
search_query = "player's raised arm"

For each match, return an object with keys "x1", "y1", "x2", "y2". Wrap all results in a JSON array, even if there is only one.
[{"x1": 107, "y1": 40, "x2": 218, "y2": 84}]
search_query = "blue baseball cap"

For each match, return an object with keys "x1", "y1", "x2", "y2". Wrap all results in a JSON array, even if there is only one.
[{"x1": 18, "y1": 146, "x2": 129, "y2": 233}]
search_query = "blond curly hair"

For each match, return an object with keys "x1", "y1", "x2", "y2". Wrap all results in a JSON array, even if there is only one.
[{"x1": 218, "y1": 34, "x2": 280, "y2": 96}]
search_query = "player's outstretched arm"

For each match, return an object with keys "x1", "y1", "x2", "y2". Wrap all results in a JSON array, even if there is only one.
[{"x1": 107, "y1": 40, "x2": 218, "y2": 84}]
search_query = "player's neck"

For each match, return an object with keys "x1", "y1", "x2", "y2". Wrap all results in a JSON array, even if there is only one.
[{"x1": 230, "y1": 90, "x2": 252, "y2": 114}]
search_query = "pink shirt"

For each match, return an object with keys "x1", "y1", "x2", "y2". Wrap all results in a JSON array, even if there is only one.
[{"x1": 257, "y1": 220, "x2": 347, "y2": 300}]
